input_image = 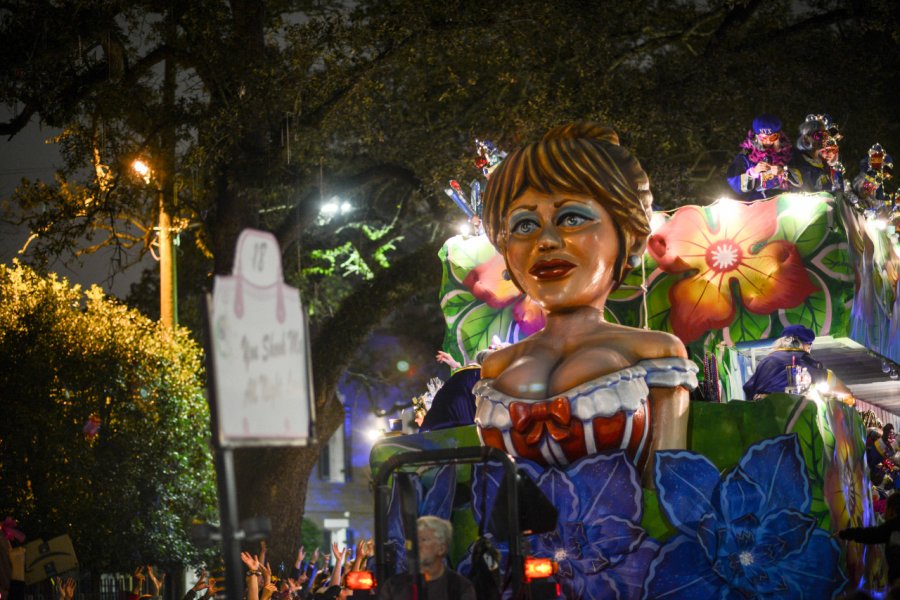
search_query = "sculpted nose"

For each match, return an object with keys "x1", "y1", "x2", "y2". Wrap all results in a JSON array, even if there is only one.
[{"x1": 537, "y1": 225, "x2": 561, "y2": 251}]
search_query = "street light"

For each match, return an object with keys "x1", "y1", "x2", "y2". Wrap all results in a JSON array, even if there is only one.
[{"x1": 132, "y1": 157, "x2": 178, "y2": 329}]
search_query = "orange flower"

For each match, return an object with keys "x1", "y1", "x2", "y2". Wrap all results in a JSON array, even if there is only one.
[{"x1": 647, "y1": 200, "x2": 818, "y2": 343}]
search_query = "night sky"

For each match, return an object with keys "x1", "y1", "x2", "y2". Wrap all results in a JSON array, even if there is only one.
[{"x1": 0, "y1": 114, "x2": 152, "y2": 298}]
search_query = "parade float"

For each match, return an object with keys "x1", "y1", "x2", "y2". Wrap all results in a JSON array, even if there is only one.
[{"x1": 370, "y1": 128, "x2": 900, "y2": 598}]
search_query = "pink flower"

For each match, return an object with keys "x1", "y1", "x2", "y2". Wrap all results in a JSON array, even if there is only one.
[{"x1": 463, "y1": 254, "x2": 545, "y2": 336}]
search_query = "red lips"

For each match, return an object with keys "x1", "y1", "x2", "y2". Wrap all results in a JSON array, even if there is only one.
[{"x1": 529, "y1": 258, "x2": 575, "y2": 279}]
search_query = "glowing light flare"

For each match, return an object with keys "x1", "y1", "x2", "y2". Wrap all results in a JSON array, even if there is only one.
[
  {"x1": 714, "y1": 197, "x2": 746, "y2": 225},
  {"x1": 132, "y1": 159, "x2": 152, "y2": 183},
  {"x1": 458, "y1": 222, "x2": 471, "y2": 236},
  {"x1": 649, "y1": 212, "x2": 668, "y2": 233},
  {"x1": 365, "y1": 428, "x2": 384, "y2": 442},
  {"x1": 396, "y1": 360, "x2": 410, "y2": 373}
]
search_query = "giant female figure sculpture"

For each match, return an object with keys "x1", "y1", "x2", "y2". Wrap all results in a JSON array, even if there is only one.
[{"x1": 474, "y1": 123, "x2": 697, "y2": 477}]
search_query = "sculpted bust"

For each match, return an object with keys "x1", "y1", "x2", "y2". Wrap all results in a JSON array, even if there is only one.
[{"x1": 473, "y1": 123, "x2": 697, "y2": 479}]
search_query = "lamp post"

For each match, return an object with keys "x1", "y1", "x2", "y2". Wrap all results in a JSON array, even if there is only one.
[{"x1": 133, "y1": 159, "x2": 178, "y2": 329}]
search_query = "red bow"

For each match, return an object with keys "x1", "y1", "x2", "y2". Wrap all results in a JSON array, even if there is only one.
[{"x1": 509, "y1": 398, "x2": 572, "y2": 445}]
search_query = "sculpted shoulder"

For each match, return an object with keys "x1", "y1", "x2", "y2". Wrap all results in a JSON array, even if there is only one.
[
  {"x1": 600, "y1": 325, "x2": 688, "y2": 363},
  {"x1": 636, "y1": 329, "x2": 688, "y2": 360}
]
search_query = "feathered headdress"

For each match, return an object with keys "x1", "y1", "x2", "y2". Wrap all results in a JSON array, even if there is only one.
[{"x1": 412, "y1": 377, "x2": 443, "y2": 414}]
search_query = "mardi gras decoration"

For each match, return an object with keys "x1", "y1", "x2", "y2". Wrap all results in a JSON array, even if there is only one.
[{"x1": 473, "y1": 123, "x2": 696, "y2": 472}]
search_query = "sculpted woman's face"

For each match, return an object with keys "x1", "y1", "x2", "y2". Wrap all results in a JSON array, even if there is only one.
[{"x1": 503, "y1": 187, "x2": 619, "y2": 313}]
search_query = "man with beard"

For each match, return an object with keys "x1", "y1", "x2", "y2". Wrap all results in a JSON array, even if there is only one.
[
  {"x1": 726, "y1": 114, "x2": 795, "y2": 200},
  {"x1": 790, "y1": 113, "x2": 846, "y2": 194}
]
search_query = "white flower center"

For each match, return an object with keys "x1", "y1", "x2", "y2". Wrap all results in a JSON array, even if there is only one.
[
  {"x1": 711, "y1": 243, "x2": 740, "y2": 270},
  {"x1": 739, "y1": 551, "x2": 754, "y2": 566},
  {"x1": 554, "y1": 548, "x2": 567, "y2": 562}
]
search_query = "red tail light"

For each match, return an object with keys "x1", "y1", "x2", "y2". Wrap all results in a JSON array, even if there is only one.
[
  {"x1": 345, "y1": 571, "x2": 375, "y2": 590},
  {"x1": 524, "y1": 556, "x2": 557, "y2": 580}
]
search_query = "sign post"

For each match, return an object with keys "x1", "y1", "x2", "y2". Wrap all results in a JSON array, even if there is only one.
[{"x1": 203, "y1": 229, "x2": 314, "y2": 599}]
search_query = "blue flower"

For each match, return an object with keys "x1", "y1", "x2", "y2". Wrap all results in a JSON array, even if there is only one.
[
  {"x1": 645, "y1": 434, "x2": 847, "y2": 599},
  {"x1": 462, "y1": 452, "x2": 658, "y2": 600}
]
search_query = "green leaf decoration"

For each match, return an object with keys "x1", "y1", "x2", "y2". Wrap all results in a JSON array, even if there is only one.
[
  {"x1": 645, "y1": 273, "x2": 676, "y2": 333},
  {"x1": 457, "y1": 302, "x2": 515, "y2": 360},
  {"x1": 641, "y1": 488, "x2": 677, "y2": 542},
  {"x1": 440, "y1": 289, "x2": 477, "y2": 325},
  {"x1": 604, "y1": 306, "x2": 620, "y2": 324},
  {"x1": 811, "y1": 243, "x2": 854, "y2": 282},
  {"x1": 444, "y1": 236, "x2": 499, "y2": 284},
  {"x1": 689, "y1": 394, "x2": 801, "y2": 470},
  {"x1": 789, "y1": 401, "x2": 830, "y2": 530},
  {"x1": 609, "y1": 254, "x2": 657, "y2": 301},
  {"x1": 780, "y1": 272, "x2": 832, "y2": 335},
  {"x1": 773, "y1": 195, "x2": 831, "y2": 257},
  {"x1": 725, "y1": 297, "x2": 771, "y2": 344}
]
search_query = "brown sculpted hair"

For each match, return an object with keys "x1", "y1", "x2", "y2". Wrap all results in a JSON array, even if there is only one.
[{"x1": 482, "y1": 122, "x2": 653, "y2": 286}]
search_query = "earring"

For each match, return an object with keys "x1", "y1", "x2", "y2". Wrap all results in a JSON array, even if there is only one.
[
  {"x1": 502, "y1": 270, "x2": 511, "y2": 281},
  {"x1": 627, "y1": 255, "x2": 642, "y2": 268}
]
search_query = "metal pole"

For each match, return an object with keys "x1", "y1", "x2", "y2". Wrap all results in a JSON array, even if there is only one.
[
  {"x1": 203, "y1": 294, "x2": 244, "y2": 599},
  {"x1": 214, "y1": 447, "x2": 244, "y2": 600},
  {"x1": 158, "y1": 187, "x2": 176, "y2": 329}
]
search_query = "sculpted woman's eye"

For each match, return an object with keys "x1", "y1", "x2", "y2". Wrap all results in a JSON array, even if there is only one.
[
  {"x1": 510, "y1": 216, "x2": 539, "y2": 235},
  {"x1": 559, "y1": 213, "x2": 589, "y2": 227}
]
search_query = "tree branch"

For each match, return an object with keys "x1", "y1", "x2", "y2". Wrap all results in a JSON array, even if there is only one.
[{"x1": 273, "y1": 163, "x2": 422, "y2": 249}]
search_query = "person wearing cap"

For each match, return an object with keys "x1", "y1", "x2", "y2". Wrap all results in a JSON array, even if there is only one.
[
  {"x1": 726, "y1": 114, "x2": 796, "y2": 200},
  {"x1": 790, "y1": 113, "x2": 846, "y2": 194},
  {"x1": 742, "y1": 325, "x2": 850, "y2": 401}
]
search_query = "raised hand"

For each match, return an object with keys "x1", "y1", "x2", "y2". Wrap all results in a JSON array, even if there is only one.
[
  {"x1": 207, "y1": 577, "x2": 224, "y2": 597},
  {"x1": 260, "y1": 561, "x2": 272, "y2": 586},
  {"x1": 295, "y1": 545, "x2": 305, "y2": 567},
  {"x1": 191, "y1": 570, "x2": 209, "y2": 592},
  {"x1": 241, "y1": 552, "x2": 261, "y2": 572},
  {"x1": 311, "y1": 547, "x2": 320, "y2": 564},
  {"x1": 147, "y1": 565, "x2": 164, "y2": 595},
  {"x1": 259, "y1": 582, "x2": 277, "y2": 600},
  {"x1": 57, "y1": 577, "x2": 76, "y2": 600},
  {"x1": 436, "y1": 350, "x2": 461, "y2": 370},
  {"x1": 286, "y1": 577, "x2": 301, "y2": 593}
]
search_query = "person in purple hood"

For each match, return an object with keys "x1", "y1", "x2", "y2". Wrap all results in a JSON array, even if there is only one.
[{"x1": 726, "y1": 114, "x2": 796, "y2": 200}]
